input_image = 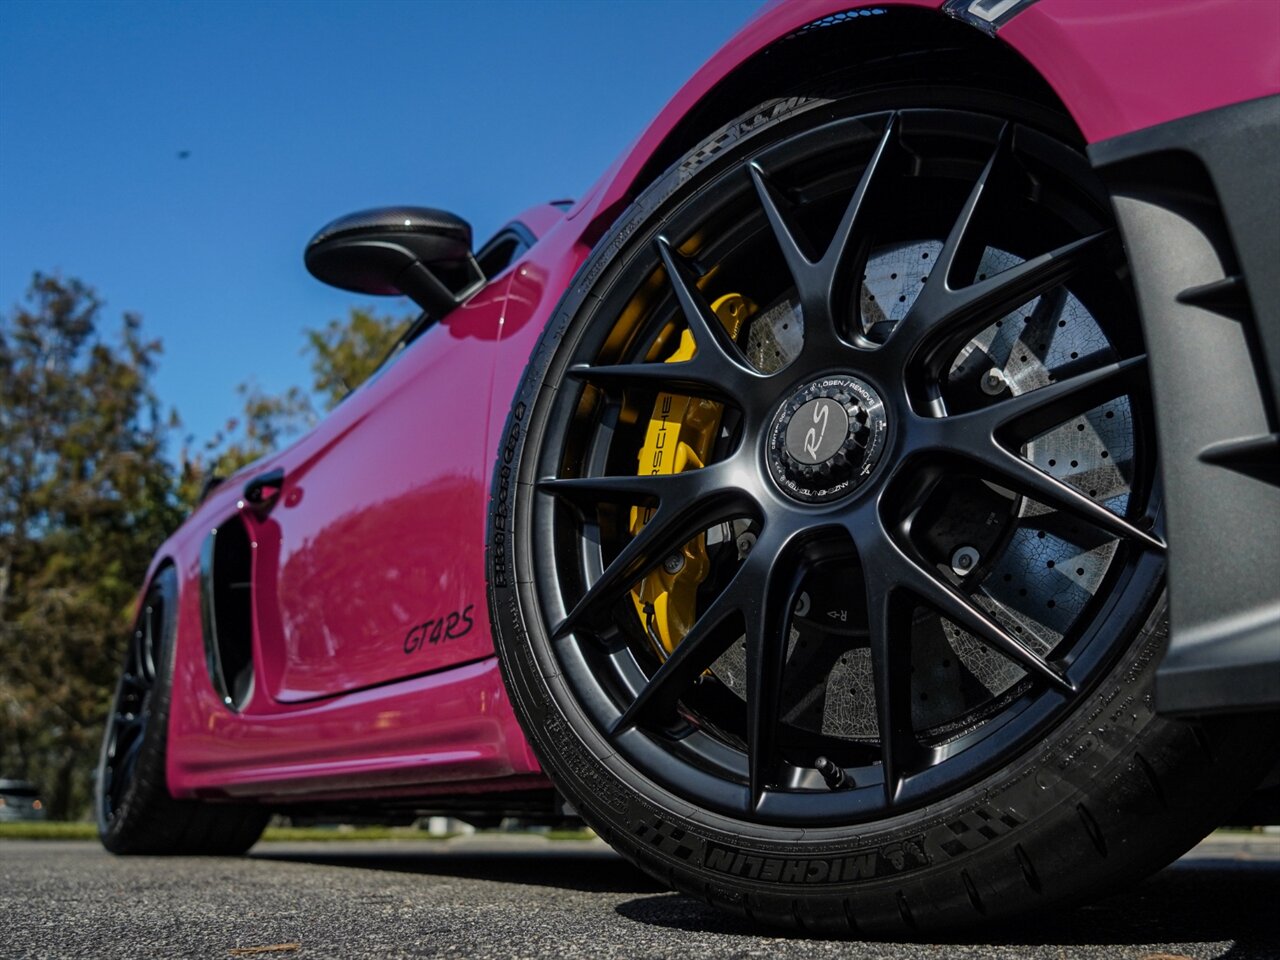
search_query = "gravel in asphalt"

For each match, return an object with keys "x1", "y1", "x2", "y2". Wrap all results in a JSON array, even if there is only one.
[{"x1": 1, "y1": 832, "x2": 1277, "y2": 959}]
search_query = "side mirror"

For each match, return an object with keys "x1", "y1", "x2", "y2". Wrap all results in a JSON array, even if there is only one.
[{"x1": 304, "y1": 206, "x2": 485, "y2": 316}]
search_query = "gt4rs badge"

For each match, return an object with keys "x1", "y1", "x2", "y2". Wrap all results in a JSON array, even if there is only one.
[{"x1": 403, "y1": 604, "x2": 474, "y2": 654}]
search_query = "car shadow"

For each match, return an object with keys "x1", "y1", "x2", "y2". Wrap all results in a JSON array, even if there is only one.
[
  {"x1": 251, "y1": 842, "x2": 664, "y2": 895},
  {"x1": 615, "y1": 858, "x2": 1280, "y2": 955},
  {"x1": 253, "y1": 843, "x2": 1279, "y2": 955}
]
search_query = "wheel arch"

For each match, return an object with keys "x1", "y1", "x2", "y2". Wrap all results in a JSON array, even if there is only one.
[
  {"x1": 576, "y1": 0, "x2": 1280, "y2": 250},
  {"x1": 574, "y1": 2, "x2": 1072, "y2": 246},
  {"x1": 128, "y1": 553, "x2": 180, "y2": 632}
]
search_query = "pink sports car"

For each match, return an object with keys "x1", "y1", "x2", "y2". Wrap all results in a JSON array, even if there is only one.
[{"x1": 98, "y1": 0, "x2": 1280, "y2": 933}]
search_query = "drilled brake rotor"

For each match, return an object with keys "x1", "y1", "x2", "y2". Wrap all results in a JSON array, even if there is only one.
[{"x1": 633, "y1": 241, "x2": 1136, "y2": 742}]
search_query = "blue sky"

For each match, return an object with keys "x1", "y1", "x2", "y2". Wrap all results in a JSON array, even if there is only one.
[{"x1": 0, "y1": 0, "x2": 755, "y2": 448}]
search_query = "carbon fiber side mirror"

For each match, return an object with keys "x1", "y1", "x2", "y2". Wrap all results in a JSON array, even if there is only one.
[{"x1": 305, "y1": 206, "x2": 485, "y2": 316}]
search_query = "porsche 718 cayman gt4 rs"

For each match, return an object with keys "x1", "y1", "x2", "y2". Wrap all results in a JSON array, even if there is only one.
[{"x1": 99, "y1": 0, "x2": 1280, "y2": 934}]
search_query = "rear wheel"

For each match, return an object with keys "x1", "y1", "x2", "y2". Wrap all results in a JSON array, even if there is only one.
[
  {"x1": 488, "y1": 90, "x2": 1279, "y2": 932},
  {"x1": 96, "y1": 566, "x2": 268, "y2": 855}
]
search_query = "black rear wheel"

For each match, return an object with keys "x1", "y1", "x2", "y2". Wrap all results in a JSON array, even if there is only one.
[
  {"x1": 488, "y1": 90, "x2": 1279, "y2": 932},
  {"x1": 97, "y1": 566, "x2": 268, "y2": 855}
]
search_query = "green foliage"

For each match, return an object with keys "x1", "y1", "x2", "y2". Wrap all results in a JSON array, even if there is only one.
[
  {"x1": 1, "y1": 271, "x2": 413, "y2": 817},
  {"x1": 0, "y1": 822, "x2": 445, "y2": 841},
  {"x1": 258, "y1": 825, "x2": 454, "y2": 842},
  {"x1": 306, "y1": 308, "x2": 410, "y2": 411},
  {"x1": 176, "y1": 381, "x2": 316, "y2": 509},
  {"x1": 0, "y1": 274, "x2": 182, "y2": 819},
  {"x1": 0, "y1": 822, "x2": 600, "y2": 842}
]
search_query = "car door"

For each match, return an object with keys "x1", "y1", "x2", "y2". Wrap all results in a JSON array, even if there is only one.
[{"x1": 240, "y1": 274, "x2": 512, "y2": 703}]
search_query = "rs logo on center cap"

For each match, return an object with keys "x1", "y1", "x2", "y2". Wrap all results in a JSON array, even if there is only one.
[
  {"x1": 788, "y1": 397, "x2": 848, "y2": 464},
  {"x1": 767, "y1": 376, "x2": 888, "y2": 503}
]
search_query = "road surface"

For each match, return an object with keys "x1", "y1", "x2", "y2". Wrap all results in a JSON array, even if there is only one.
[{"x1": 2, "y1": 831, "x2": 1277, "y2": 959}]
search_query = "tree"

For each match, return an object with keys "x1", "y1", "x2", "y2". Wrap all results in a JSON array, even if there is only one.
[
  {"x1": 1, "y1": 281, "x2": 412, "y2": 817},
  {"x1": 305, "y1": 307, "x2": 410, "y2": 411},
  {"x1": 0, "y1": 274, "x2": 181, "y2": 819},
  {"x1": 176, "y1": 381, "x2": 315, "y2": 509}
]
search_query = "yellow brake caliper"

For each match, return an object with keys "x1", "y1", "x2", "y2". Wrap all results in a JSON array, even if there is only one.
[{"x1": 629, "y1": 293, "x2": 756, "y2": 658}]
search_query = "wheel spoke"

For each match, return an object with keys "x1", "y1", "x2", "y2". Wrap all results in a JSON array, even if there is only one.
[
  {"x1": 610, "y1": 525, "x2": 808, "y2": 812},
  {"x1": 126, "y1": 625, "x2": 147, "y2": 682},
  {"x1": 889, "y1": 124, "x2": 1111, "y2": 366},
  {"x1": 117, "y1": 736, "x2": 143, "y2": 793},
  {"x1": 863, "y1": 571, "x2": 917, "y2": 805},
  {"x1": 141, "y1": 603, "x2": 159, "y2": 682},
  {"x1": 566, "y1": 359, "x2": 736, "y2": 404},
  {"x1": 749, "y1": 164, "x2": 820, "y2": 306},
  {"x1": 538, "y1": 467, "x2": 718, "y2": 510},
  {"x1": 100, "y1": 762, "x2": 116, "y2": 809},
  {"x1": 824, "y1": 115, "x2": 900, "y2": 300},
  {"x1": 901, "y1": 232, "x2": 1111, "y2": 368},
  {"x1": 896, "y1": 548, "x2": 1073, "y2": 693},
  {"x1": 940, "y1": 232, "x2": 1110, "y2": 341},
  {"x1": 118, "y1": 670, "x2": 147, "y2": 698},
  {"x1": 900, "y1": 231, "x2": 1111, "y2": 366},
  {"x1": 927, "y1": 123, "x2": 1010, "y2": 298},
  {"x1": 855, "y1": 510, "x2": 1074, "y2": 695},
  {"x1": 610, "y1": 572, "x2": 744, "y2": 736},
  {"x1": 747, "y1": 113, "x2": 901, "y2": 360},
  {"x1": 654, "y1": 237, "x2": 762, "y2": 381},
  {"x1": 747, "y1": 113, "x2": 896, "y2": 313},
  {"x1": 113, "y1": 710, "x2": 146, "y2": 739},
  {"x1": 917, "y1": 352, "x2": 1161, "y2": 548},
  {"x1": 956, "y1": 354, "x2": 1148, "y2": 443},
  {"x1": 551, "y1": 467, "x2": 749, "y2": 639},
  {"x1": 979, "y1": 444, "x2": 1164, "y2": 550},
  {"x1": 742, "y1": 533, "x2": 808, "y2": 811}
]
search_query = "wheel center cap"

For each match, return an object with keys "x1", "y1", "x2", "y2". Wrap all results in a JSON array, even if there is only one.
[
  {"x1": 785, "y1": 398, "x2": 849, "y2": 465},
  {"x1": 767, "y1": 375, "x2": 888, "y2": 503}
]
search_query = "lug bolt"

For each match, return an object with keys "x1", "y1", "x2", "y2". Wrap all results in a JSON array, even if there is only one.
[
  {"x1": 981, "y1": 367, "x2": 1007, "y2": 396},
  {"x1": 662, "y1": 554, "x2": 686, "y2": 574},
  {"x1": 951, "y1": 545, "x2": 980, "y2": 576}
]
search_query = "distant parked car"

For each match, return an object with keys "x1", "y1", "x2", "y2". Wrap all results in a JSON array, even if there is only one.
[{"x1": 0, "y1": 780, "x2": 46, "y2": 821}]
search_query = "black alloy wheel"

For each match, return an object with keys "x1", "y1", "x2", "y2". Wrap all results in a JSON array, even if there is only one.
[
  {"x1": 100, "y1": 577, "x2": 166, "y2": 825},
  {"x1": 96, "y1": 566, "x2": 267, "y2": 855},
  {"x1": 489, "y1": 92, "x2": 1279, "y2": 932},
  {"x1": 536, "y1": 108, "x2": 1161, "y2": 823}
]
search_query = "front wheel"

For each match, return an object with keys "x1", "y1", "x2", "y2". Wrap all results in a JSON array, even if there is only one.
[
  {"x1": 97, "y1": 566, "x2": 267, "y2": 855},
  {"x1": 487, "y1": 90, "x2": 1279, "y2": 933}
]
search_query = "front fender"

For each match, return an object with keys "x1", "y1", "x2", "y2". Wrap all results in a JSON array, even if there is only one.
[{"x1": 571, "y1": 0, "x2": 1279, "y2": 242}]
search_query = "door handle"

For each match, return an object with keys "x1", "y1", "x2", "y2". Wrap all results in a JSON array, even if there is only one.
[{"x1": 243, "y1": 468, "x2": 285, "y2": 512}]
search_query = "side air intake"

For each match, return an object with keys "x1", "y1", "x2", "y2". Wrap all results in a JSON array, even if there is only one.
[{"x1": 199, "y1": 516, "x2": 255, "y2": 711}]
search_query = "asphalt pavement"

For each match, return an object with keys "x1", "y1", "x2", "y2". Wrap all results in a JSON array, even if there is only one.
[{"x1": 2, "y1": 832, "x2": 1277, "y2": 959}]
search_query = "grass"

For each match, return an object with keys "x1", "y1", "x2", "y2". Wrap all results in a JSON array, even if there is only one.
[
  {"x1": 0, "y1": 821, "x2": 98, "y2": 840},
  {"x1": 0, "y1": 821, "x2": 599, "y2": 842},
  {"x1": 259, "y1": 825, "x2": 454, "y2": 842}
]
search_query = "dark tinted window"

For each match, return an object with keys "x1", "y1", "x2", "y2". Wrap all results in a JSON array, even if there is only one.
[{"x1": 475, "y1": 225, "x2": 534, "y2": 279}]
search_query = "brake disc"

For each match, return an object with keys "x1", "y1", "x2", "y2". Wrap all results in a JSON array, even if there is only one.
[{"x1": 692, "y1": 242, "x2": 1137, "y2": 743}]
